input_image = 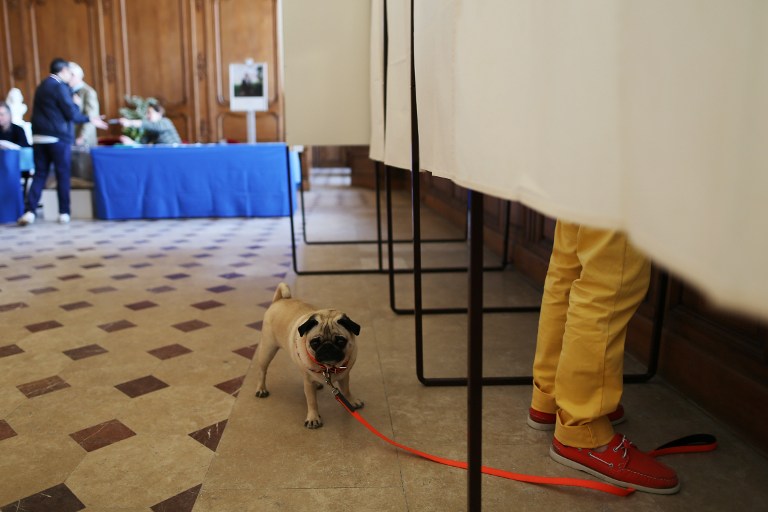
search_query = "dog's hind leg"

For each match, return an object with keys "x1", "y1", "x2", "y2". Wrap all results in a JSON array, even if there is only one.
[{"x1": 254, "y1": 330, "x2": 279, "y2": 398}]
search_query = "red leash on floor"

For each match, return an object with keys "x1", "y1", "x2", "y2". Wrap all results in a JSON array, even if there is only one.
[{"x1": 329, "y1": 384, "x2": 717, "y2": 497}]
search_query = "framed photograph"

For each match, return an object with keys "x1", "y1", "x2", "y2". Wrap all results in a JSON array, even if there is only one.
[{"x1": 229, "y1": 62, "x2": 268, "y2": 111}]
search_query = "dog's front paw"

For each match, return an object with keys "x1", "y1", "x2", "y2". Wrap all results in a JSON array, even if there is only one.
[
  {"x1": 304, "y1": 415, "x2": 323, "y2": 429},
  {"x1": 254, "y1": 389, "x2": 270, "y2": 398},
  {"x1": 349, "y1": 398, "x2": 364, "y2": 411}
]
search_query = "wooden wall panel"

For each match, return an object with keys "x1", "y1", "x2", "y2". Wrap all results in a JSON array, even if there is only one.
[
  {"x1": 122, "y1": 0, "x2": 186, "y2": 104},
  {"x1": 0, "y1": 0, "x2": 282, "y2": 143},
  {"x1": 212, "y1": 0, "x2": 280, "y2": 142},
  {"x1": 190, "y1": 0, "x2": 207, "y2": 141},
  {"x1": 1, "y1": 0, "x2": 36, "y2": 103},
  {"x1": 30, "y1": 1, "x2": 94, "y2": 82},
  {"x1": 99, "y1": 0, "x2": 123, "y2": 119},
  {"x1": 122, "y1": 0, "x2": 191, "y2": 139}
]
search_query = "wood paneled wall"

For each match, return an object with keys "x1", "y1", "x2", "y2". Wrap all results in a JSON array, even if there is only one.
[{"x1": 0, "y1": 0, "x2": 282, "y2": 143}]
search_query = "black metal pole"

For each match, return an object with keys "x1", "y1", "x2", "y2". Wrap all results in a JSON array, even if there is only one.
[
  {"x1": 467, "y1": 190, "x2": 484, "y2": 511},
  {"x1": 375, "y1": 162, "x2": 384, "y2": 270},
  {"x1": 410, "y1": 0, "x2": 425, "y2": 386},
  {"x1": 286, "y1": 146, "x2": 300, "y2": 275}
]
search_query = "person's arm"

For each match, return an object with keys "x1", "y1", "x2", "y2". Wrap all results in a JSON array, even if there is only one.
[
  {"x1": 142, "y1": 118, "x2": 181, "y2": 144},
  {"x1": 57, "y1": 82, "x2": 107, "y2": 129},
  {"x1": 140, "y1": 119, "x2": 166, "y2": 133},
  {"x1": 56, "y1": 82, "x2": 89, "y2": 124}
]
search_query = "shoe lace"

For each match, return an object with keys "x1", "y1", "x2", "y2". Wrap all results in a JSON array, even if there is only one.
[
  {"x1": 587, "y1": 435, "x2": 629, "y2": 468},
  {"x1": 612, "y1": 435, "x2": 630, "y2": 459}
]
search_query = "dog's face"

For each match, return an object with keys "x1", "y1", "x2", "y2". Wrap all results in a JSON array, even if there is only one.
[{"x1": 298, "y1": 310, "x2": 360, "y2": 366}]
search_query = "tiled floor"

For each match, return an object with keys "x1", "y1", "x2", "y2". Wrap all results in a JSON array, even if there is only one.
[{"x1": 1, "y1": 171, "x2": 767, "y2": 511}]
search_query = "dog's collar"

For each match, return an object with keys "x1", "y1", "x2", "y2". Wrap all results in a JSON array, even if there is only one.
[{"x1": 300, "y1": 340, "x2": 349, "y2": 375}]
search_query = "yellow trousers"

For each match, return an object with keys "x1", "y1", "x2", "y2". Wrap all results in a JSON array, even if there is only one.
[{"x1": 531, "y1": 220, "x2": 650, "y2": 448}]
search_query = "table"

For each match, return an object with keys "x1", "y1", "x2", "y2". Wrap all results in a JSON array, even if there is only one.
[
  {"x1": 91, "y1": 143, "x2": 298, "y2": 220},
  {"x1": 0, "y1": 149, "x2": 24, "y2": 223}
]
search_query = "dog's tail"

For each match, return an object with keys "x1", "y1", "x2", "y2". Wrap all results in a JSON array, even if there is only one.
[{"x1": 272, "y1": 282, "x2": 291, "y2": 303}]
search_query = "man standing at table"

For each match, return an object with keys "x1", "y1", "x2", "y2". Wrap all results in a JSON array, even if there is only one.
[{"x1": 18, "y1": 58, "x2": 106, "y2": 226}]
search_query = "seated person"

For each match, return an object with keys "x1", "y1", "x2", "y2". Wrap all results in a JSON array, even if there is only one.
[
  {"x1": 118, "y1": 102, "x2": 181, "y2": 145},
  {"x1": 0, "y1": 101, "x2": 31, "y2": 148}
]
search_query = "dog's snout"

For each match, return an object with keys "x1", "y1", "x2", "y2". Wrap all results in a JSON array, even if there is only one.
[{"x1": 313, "y1": 341, "x2": 345, "y2": 364}]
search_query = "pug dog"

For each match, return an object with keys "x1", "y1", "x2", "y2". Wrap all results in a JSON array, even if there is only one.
[{"x1": 254, "y1": 282, "x2": 363, "y2": 428}]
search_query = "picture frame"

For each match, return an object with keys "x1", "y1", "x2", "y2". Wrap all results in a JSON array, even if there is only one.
[{"x1": 229, "y1": 62, "x2": 268, "y2": 111}]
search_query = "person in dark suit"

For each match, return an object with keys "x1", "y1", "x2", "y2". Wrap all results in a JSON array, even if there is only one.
[
  {"x1": 18, "y1": 58, "x2": 106, "y2": 226},
  {"x1": 0, "y1": 101, "x2": 30, "y2": 147}
]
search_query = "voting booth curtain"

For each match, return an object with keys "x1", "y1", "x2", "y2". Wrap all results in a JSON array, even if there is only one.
[
  {"x1": 372, "y1": 0, "x2": 768, "y2": 321},
  {"x1": 281, "y1": 0, "x2": 768, "y2": 320}
]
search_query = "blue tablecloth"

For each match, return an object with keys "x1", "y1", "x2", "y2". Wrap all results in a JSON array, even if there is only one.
[
  {"x1": 91, "y1": 143, "x2": 298, "y2": 220},
  {"x1": 19, "y1": 147, "x2": 33, "y2": 171},
  {"x1": 1, "y1": 149, "x2": 24, "y2": 223}
]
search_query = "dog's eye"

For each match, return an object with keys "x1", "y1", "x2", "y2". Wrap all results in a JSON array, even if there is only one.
[
  {"x1": 309, "y1": 337, "x2": 322, "y2": 350},
  {"x1": 334, "y1": 336, "x2": 348, "y2": 347}
]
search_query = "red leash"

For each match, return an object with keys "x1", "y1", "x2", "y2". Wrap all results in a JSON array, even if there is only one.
[{"x1": 330, "y1": 385, "x2": 717, "y2": 497}]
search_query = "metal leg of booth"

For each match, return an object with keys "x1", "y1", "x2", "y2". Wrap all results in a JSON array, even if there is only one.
[
  {"x1": 409, "y1": 177, "x2": 668, "y2": 387},
  {"x1": 287, "y1": 157, "x2": 510, "y2": 277},
  {"x1": 386, "y1": 166, "x2": 540, "y2": 317},
  {"x1": 299, "y1": 162, "x2": 465, "y2": 249},
  {"x1": 459, "y1": 190, "x2": 668, "y2": 511}
]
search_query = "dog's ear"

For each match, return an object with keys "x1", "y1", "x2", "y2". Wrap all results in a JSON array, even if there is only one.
[
  {"x1": 337, "y1": 315, "x2": 361, "y2": 336},
  {"x1": 298, "y1": 316, "x2": 319, "y2": 337}
]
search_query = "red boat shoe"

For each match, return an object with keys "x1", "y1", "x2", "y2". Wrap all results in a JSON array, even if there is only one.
[
  {"x1": 550, "y1": 433, "x2": 680, "y2": 494},
  {"x1": 527, "y1": 404, "x2": 626, "y2": 431}
]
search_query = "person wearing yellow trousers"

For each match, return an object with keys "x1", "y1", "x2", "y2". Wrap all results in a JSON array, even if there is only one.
[{"x1": 528, "y1": 220, "x2": 680, "y2": 494}]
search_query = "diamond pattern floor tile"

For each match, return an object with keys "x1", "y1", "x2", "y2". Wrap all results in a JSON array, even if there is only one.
[
  {"x1": 191, "y1": 300, "x2": 224, "y2": 310},
  {"x1": 98, "y1": 319, "x2": 137, "y2": 333},
  {"x1": 150, "y1": 484, "x2": 202, "y2": 512},
  {"x1": 25, "y1": 320, "x2": 64, "y2": 333},
  {"x1": 0, "y1": 344, "x2": 24, "y2": 358},
  {"x1": 0, "y1": 419, "x2": 17, "y2": 441},
  {"x1": 0, "y1": 483, "x2": 85, "y2": 512},
  {"x1": 214, "y1": 376, "x2": 244, "y2": 397},
  {"x1": 60, "y1": 301, "x2": 93, "y2": 311},
  {"x1": 115, "y1": 376, "x2": 169, "y2": 398},
  {"x1": 148, "y1": 344, "x2": 192, "y2": 360},
  {"x1": 69, "y1": 419, "x2": 136, "y2": 452},
  {"x1": 172, "y1": 320, "x2": 210, "y2": 332},
  {"x1": 232, "y1": 345, "x2": 257, "y2": 359},
  {"x1": 0, "y1": 302, "x2": 28, "y2": 312},
  {"x1": 207, "y1": 285, "x2": 235, "y2": 293},
  {"x1": 29, "y1": 286, "x2": 59, "y2": 294},
  {"x1": 188, "y1": 420, "x2": 227, "y2": 451},
  {"x1": 17, "y1": 376, "x2": 71, "y2": 398},
  {"x1": 125, "y1": 300, "x2": 158, "y2": 311},
  {"x1": 63, "y1": 344, "x2": 108, "y2": 361}
]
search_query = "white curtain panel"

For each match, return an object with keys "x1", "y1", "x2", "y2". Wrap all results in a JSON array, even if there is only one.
[
  {"x1": 414, "y1": 0, "x2": 458, "y2": 181},
  {"x1": 369, "y1": 0, "x2": 386, "y2": 161},
  {"x1": 408, "y1": 0, "x2": 768, "y2": 319},
  {"x1": 383, "y1": 0, "x2": 412, "y2": 170},
  {"x1": 282, "y1": 0, "x2": 371, "y2": 145}
]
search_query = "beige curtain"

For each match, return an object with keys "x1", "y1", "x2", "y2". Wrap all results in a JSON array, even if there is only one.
[
  {"x1": 405, "y1": 0, "x2": 768, "y2": 319},
  {"x1": 281, "y1": 0, "x2": 371, "y2": 145},
  {"x1": 369, "y1": 0, "x2": 386, "y2": 161},
  {"x1": 383, "y1": 0, "x2": 412, "y2": 170}
]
